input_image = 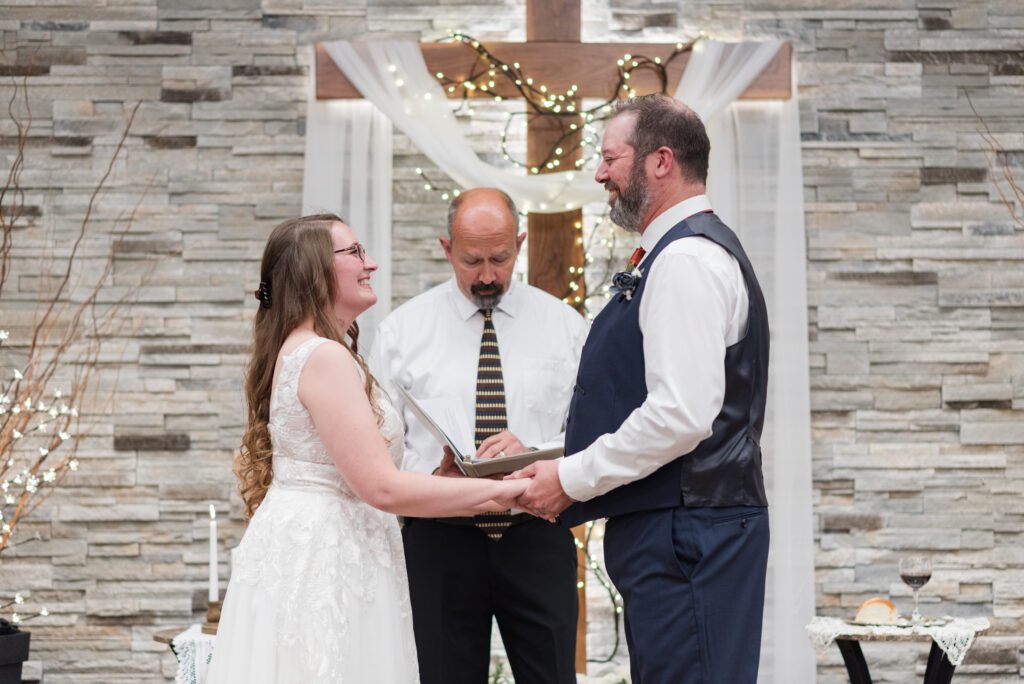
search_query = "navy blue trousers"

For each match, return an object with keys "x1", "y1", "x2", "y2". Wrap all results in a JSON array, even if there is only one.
[{"x1": 603, "y1": 505, "x2": 769, "y2": 684}]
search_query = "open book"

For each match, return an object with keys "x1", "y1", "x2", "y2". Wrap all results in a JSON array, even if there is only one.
[{"x1": 397, "y1": 386, "x2": 562, "y2": 477}]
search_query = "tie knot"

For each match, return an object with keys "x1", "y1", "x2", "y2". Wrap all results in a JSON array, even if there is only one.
[
  {"x1": 627, "y1": 246, "x2": 646, "y2": 270},
  {"x1": 480, "y1": 308, "x2": 493, "y2": 320}
]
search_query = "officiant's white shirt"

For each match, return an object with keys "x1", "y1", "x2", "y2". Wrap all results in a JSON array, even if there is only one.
[
  {"x1": 368, "y1": 278, "x2": 588, "y2": 475},
  {"x1": 558, "y1": 195, "x2": 751, "y2": 502}
]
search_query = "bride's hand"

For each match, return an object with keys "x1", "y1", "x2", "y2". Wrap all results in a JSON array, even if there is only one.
[{"x1": 491, "y1": 478, "x2": 530, "y2": 510}]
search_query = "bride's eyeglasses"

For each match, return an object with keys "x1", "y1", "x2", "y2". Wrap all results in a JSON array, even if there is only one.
[{"x1": 334, "y1": 242, "x2": 366, "y2": 263}]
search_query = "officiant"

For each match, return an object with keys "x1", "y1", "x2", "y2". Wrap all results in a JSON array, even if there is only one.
[{"x1": 368, "y1": 187, "x2": 587, "y2": 684}]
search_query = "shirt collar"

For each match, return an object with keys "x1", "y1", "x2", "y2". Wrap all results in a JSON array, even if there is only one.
[
  {"x1": 638, "y1": 194, "x2": 713, "y2": 257},
  {"x1": 448, "y1": 277, "x2": 522, "y2": 321}
]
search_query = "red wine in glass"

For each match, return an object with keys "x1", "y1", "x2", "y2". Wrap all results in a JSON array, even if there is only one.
[
  {"x1": 900, "y1": 571, "x2": 932, "y2": 590},
  {"x1": 899, "y1": 557, "x2": 932, "y2": 623}
]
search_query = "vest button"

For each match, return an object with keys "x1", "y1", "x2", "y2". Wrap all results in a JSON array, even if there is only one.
[{"x1": 741, "y1": 518, "x2": 748, "y2": 528}]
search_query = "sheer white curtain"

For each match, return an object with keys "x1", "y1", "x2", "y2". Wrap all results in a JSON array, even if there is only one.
[
  {"x1": 322, "y1": 41, "x2": 607, "y2": 213},
  {"x1": 302, "y1": 57, "x2": 394, "y2": 349},
  {"x1": 678, "y1": 42, "x2": 817, "y2": 684}
]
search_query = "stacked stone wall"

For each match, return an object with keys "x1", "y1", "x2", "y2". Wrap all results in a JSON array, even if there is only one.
[{"x1": 0, "y1": 0, "x2": 1022, "y2": 680}]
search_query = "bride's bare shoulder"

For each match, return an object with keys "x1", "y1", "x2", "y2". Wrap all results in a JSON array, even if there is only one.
[
  {"x1": 301, "y1": 338, "x2": 360, "y2": 380},
  {"x1": 297, "y1": 340, "x2": 372, "y2": 418}
]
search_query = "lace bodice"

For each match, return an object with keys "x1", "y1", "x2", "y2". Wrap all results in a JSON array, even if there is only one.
[{"x1": 269, "y1": 336, "x2": 404, "y2": 496}]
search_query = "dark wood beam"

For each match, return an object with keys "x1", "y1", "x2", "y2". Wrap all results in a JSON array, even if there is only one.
[
  {"x1": 527, "y1": 0, "x2": 580, "y2": 41},
  {"x1": 525, "y1": 116, "x2": 586, "y2": 307},
  {"x1": 315, "y1": 41, "x2": 792, "y2": 101},
  {"x1": 524, "y1": 1, "x2": 589, "y2": 673}
]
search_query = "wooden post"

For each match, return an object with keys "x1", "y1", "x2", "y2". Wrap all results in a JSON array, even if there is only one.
[{"x1": 524, "y1": 3, "x2": 590, "y2": 673}]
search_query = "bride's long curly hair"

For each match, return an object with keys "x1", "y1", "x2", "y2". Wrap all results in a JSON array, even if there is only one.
[{"x1": 236, "y1": 213, "x2": 383, "y2": 518}]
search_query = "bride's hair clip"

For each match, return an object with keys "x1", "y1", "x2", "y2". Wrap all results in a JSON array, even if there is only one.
[{"x1": 254, "y1": 280, "x2": 272, "y2": 309}]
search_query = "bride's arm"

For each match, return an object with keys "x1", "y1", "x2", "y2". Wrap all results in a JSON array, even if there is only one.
[{"x1": 299, "y1": 341, "x2": 527, "y2": 517}]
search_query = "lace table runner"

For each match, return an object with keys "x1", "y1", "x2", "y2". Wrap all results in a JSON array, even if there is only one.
[
  {"x1": 806, "y1": 616, "x2": 990, "y2": 667},
  {"x1": 171, "y1": 624, "x2": 215, "y2": 684}
]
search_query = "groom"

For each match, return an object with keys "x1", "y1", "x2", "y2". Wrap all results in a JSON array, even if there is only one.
[{"x1": 512, "y1": 94, "x2": 771, "y2": 683}]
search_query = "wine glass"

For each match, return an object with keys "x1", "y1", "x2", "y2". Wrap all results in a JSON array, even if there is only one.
[{"x1": 899, "y1": 556, "x2": 932, "y2": 624}]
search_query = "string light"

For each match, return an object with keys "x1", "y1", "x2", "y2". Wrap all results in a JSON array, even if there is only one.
[
  {"x1": 403, "y1": 33, "x2": 669, "y2": 317},
  {"x1": 432, "y1": 32, "x2": 696, "y2": 172},
  {"x1": 574, "y1": 521, "x2": 626, "y2": 662},
  {"x1": 411, "y1": 163, "x2": 629, "y2": 315}
]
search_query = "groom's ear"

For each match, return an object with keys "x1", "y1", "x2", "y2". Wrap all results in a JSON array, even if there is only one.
[
  {"x1": 651, "y1": 146, "x2": 676, "y2": 180},
  {"x1": 439, "y1": 236, "x2": 453, "y2": 262}
]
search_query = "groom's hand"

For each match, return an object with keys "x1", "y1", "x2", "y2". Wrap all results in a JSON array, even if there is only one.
[{"x1": 506, "y1": 460, "x2": 573, "y2": 521}]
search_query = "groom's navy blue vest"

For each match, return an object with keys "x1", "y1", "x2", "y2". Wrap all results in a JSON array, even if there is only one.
[{"x1": 559, "y1": 212, "x2": 769, "y2": 528}]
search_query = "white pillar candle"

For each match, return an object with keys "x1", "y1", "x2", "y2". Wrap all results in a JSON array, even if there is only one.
[{"x1": 208, "y1": 504, "x2": 218, "y2": 603}]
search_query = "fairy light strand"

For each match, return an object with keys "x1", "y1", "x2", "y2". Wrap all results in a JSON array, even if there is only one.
[
  {"x1": 408, "y1": 33, "x2": 657, "y2": 318},
  {"x1": 412, "y1": 168, "x2": 629, "y2": 317},
  {"x1": 435, "y1": 32, "x2": 696, "y2": 171}
]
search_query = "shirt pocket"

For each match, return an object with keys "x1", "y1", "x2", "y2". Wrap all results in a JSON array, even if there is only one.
[{"x1": 523, "y1": 357, "x2": 576, "y2": 416}]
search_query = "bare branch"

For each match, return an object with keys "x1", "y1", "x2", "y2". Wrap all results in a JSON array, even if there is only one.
[
  {"x1": 964, "y1": 89, "x2": 1024, "y2": 229},
  {"x1": 0, "y1": 86, "x2": 146, "y2": 554}
]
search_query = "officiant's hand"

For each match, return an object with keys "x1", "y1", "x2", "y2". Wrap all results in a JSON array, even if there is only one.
[
  {"x1": 433, "y1": 447, "x2": 465, "y2": 478},
  {"x1": 506, "y1": 460, "x2": 573, "y2": 522},
  {"x1": 475, "y1": 430, "x2": 527, "y2": 460}
]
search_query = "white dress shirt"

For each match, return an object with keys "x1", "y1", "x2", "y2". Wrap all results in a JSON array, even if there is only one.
[
  {"x1": 558, "y1": 195, "x2": 750, "y2": 502},
  {"x1": 368, "y1": 278, "x2": 589, "y2": 475}
]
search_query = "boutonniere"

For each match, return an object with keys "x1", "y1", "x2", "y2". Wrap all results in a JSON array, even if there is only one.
[{"x1": 609, "y1": 267, "x2": 643, "y2": 301}]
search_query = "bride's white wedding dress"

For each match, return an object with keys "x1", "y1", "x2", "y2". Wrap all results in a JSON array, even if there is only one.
[{"x1": 208, "y1": 337, "x2": 419, "y2": 683}]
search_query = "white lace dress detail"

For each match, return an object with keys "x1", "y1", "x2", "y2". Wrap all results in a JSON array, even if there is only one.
[{"x1": 207, "y1": 337, "x2": 417, "y2": 684}]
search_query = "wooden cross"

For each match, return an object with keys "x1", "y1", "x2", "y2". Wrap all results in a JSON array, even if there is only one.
[
  {"x1": 316, "y1": 1, "x2": 790, "y2": 671},
  {"x1": 315, "y1": 6, "x2": 790, "y2": 305}
]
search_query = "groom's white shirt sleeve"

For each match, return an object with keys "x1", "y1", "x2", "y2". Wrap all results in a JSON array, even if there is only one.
[{"x1": 558, "y1": 195, "x2": 750, "y2": 502}]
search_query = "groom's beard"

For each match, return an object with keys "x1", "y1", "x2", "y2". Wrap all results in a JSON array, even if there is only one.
[
  {"x1": 607, "y1": 161, "x2": 651, "y2": 234},
  {"x1": 470, "y1": 281, "x2": 505, "y2": 309}
]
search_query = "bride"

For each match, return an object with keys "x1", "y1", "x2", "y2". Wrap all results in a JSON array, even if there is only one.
[{"x1": 207, "y1": 214, "x2": 529, "y2": 683}]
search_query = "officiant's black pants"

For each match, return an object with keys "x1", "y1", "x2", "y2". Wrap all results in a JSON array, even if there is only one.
[{"x1": 402, "y1": 516, "x2": 578, "y2": 684}]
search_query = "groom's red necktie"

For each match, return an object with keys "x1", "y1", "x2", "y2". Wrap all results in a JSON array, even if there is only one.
[
  {"x1": 626, "y1": 246, "x2": 646, "y2": 271},
  {"x1": 473, "y1": 308, "x2": 513, "y2": 540}
]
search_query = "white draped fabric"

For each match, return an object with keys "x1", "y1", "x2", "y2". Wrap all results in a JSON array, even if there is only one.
[
  {"x1": 680, "y1": 42, "x2": 817, "y2": 684},
  {"x1": 305, "y1": 38, "x2": 816, "y2": 683},
  {"x1": 323, "y1": 41, "x2": 607, "y2": 214},
  {"x1": 302, "y1": 91, "x2": 393, "y2": 347}
]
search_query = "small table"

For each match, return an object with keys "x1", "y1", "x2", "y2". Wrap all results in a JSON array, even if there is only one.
[
  {"x1": 153, "y1": 628, "x2": 182, "y2": 648},
  {"x1": 153, "y1": 625, "x2": 216, "y2": 684},
  {"x1": 806, "y1": 616, "x2": 989, "y2": 684}
]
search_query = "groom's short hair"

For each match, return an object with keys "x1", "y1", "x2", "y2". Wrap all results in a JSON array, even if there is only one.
[
  {"x1": 613, "y1": 94, "x2": 710, "y2": 185},
  {"x1": 446, "y1": 188, "x2": 519, "y2": 238}
]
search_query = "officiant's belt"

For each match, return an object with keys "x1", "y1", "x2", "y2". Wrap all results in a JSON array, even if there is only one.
[{"x1": 410, "y1": 513, "x2": 533, "y2": 527}]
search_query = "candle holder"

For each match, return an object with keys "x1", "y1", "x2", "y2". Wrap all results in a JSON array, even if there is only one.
[{"x1": 202, "y1": 600, "x2": 221, "y2": 635}]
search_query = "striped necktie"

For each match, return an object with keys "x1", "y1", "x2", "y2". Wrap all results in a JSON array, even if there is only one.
[{"x1": 473, "y1": 308, "x2": 513, "y2": 540}]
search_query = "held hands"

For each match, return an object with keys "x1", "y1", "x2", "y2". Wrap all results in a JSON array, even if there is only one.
[
  {"x1": 505, "y1": 460, "x2": 573, "y2": 522},
  {"x1": 474, "y1": 430, "x2": 527, "y2": 460},
  {"x1": 492, "y1": 478, "x2": 530, "y2": 510},
  {"x1": 435, "y1": 440, "x2": 574, "y2": 517}
]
